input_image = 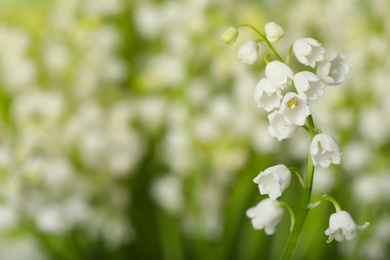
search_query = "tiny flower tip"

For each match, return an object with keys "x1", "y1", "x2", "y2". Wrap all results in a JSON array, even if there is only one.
[
  {"x1": 265, "y1": 22, "x2": 284, "y2": 43},
  {"x1": 221, "y1": 27, "x2": 239, "y2": 45},
  {"x1": 358, "y1": 222, "x2": 370, "y2": 231},
  {"x1": 308, "y1": 201, "x2": 321, "y2": 209}
]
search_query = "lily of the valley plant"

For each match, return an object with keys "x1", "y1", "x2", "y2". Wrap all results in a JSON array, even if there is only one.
[{"x1": 221, "y1": 22, "x2": 369, "y2": 259}]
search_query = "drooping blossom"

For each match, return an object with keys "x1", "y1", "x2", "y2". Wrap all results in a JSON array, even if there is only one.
[
  {"x1": 267, "y1": 110, "x2": 299, "y2": 141},
  {"x1": 246, "y1": 198, "x2": 284, "y2": 234},
  {"x1": 254, "y1": 78, "x2": 282, "y2": 112},
  {"x1": 317, "y1": 54, "x2": 350, "y2": 85},
  {"x1": 265, "y1": 22, "x2": 284, "y2": 43},
  {"x1": 293, "y1": 38, "x2": 325, "y2": 68},
  {"x1": 265, "y1": 61, "x2": 294, "y2": 90},
  {"x1": 253, "y1": 164, "x2": 291, "y2": 199},
  {"x1": 280, "y1": 92, "x2": 311, "y2": 126},
  {"x1": 293, "y1": 71, "x2": 325, "y2": 101},
  {"x1": 310, "y1": 133, "x2": 343, "y2": 168},
  {"x1": 237, "y1": 41, "x2": 258, "y2": 65},
  {"x1": 325, "y1": 210, "x2": 370, "y2": 243}
]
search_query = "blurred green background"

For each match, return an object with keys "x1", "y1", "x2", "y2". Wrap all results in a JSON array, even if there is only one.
[{"x1": 0, "y1": 0, "x2": 389, "y2": 259}]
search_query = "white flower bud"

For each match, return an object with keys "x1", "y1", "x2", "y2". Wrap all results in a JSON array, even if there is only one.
[
  {"x1": 221, "y1": 27, "x2": 239, "y2": 45},
  {"x1": 253, "y1": 164, "x2": 292, "y2": 199},
  {"x1": 317, "y1": 54, "x2": 350, "y2": 85},
  {"x1": 246, "y1": 198, "x2": 284, "y2": 234},
  {"x1": 265, "y1": 61, "x2": 294, "y2": 89},
  {"x1": 310, "y1": 133, "x2": 343, "y2": 168},
  {"x1": 267, "y1": 110, "x2": 299, "y2": 141},
  {"x1": 254, "y1": 78, "x2": 282, "y2": 112},
  {"x1": 293, "y1": 38, "x2": 325, "y2": 68},
  {"x1": 293, "y1": 71, "x2": 325, "y2": 101},
  {"x1": 325, "y1": 211, "x2": 370, "y2": 243},
  {"x1": 280, "y1": 92, "x2": 311, "y2": 126},
  {"x1": 237, "y1": 41, "x2": 258, "y2": 65},
  {"x1": 265, "y1": 22, "x2": 284, "y2": 43}
]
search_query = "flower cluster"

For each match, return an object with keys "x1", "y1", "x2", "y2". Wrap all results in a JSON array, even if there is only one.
[{"x1": 222, "y1": 22, "x2": 369, "y2": 246}]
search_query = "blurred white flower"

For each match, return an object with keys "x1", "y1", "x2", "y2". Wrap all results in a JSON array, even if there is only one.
[
  {"x1": 213, "y1": 147, "x2": 248, "y2": 175},
  {"x1": 253, "y1": 164, "x2": 291, "y2": 199},
  {"x1": 342, "y1": 141, "x2": 372, "y2": 172},
  {"x1": 133, "y1": 3, "x2": 162, "y2": 39},
  {"x1": 83, "y1": 0, "x2": 122, "y2": 16},
  {"x1": 142, "y1": 54, "x2": 185, "y2": 88},
  {"x1": 293, "y1": 38, "x2": 325, "y2": 68},
  {"x1": 90, "y1": 212, "x2": 135, "y2": 248},
  {"x1": 317, "y1": 54, "x2": 350, "y2": 85},
  {"x1": 353, "y1": 173, "x2": 390, "y2": 203},
  {"x1": 237, "y1": 41, "x2": 258, "y2": 65},
  {"x1": 252, "y1": 122, "x2": 278, "y2": 153},
  {"x1": 325, "y1": 210, "x2": 370, "y2": 243},
  {"x1": 264, "y1": 22, "x2": 284, "y2": 43},
  {"x1": 265, "y1": 61, "x2": 294, "y2": 90},
  {"x1": 192, "y1": 115, "x2": 220, "y2": 142},
  {"x1": 310, "y1": 133, "x2": 343, "y2": 168},
  {"x1": 280, "y1": 92, "x2": 311, "y2": 126},
  {"x1": 151, "y1": 174, "x2": 183, "y2": 215},
  {"x1": 293, "y1": 71, "x2": 325, "y2": 100},
  {"x1": 358, "y1": 106, "x2": 390, "y2": 145},
  {"x1": 62, "y1": 197, "x2": 91, "y2": 226},
  {"x1": 267, "y1": 110, "x2": 299, "y2": 141},
  {"x1": 312, "y1": 167, "x2": 335, "y2": 194},
  {"x1": 208, "y1": 95, "x2": 233, "y2": 126},
  {"x1": 43, "y1": 43, "x2": 70, "y2": 74},
  {"x1": 35, "y1": 205, "x2": 67, "y2": 234},
  {"x1": 246, "y1": 198, "x2": 284, "y2": 234},
  {"x1": 254, "y1": 78, "x2": 282, "y2": 112},
  {"x1": 136, "y1": 96, "x2": 168, "y2": 132},
  {"x1": 42, "y1": 158, "x2": 74, "y2": 188},
  {"x1": 162, "y1": 125, "x2": 192, "y2": 174},
  {"x1": 1, "y1": 58, "x2": 37, "y2": 91},
  {"x1": 12, "y1": 90, "x2": 64, "y2": 123},
  {"x1": 0, "y1": 206, "x2": 18, "y2": 230},
  {"x1": 0, "y1": 238, "x2": 47, "y2": 260}
]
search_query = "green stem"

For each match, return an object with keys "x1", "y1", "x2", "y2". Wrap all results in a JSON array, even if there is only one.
[
  {"x1": 314, "y1": 195, "x2": 342, "y2": 212},
  {"x1": 301, "y1": 125, "x2": 310, "y2": 133},
  {"x1": 235, "y1": 24, "x2": 283, "y2": 62},
  {"x1": 281, "y1": 115, "x2": 316, "y2": 260},
  {"x1": 278, "y1": 201, "x2": 296, "y2": 231},
  {"x1": 285, "y1": 44, "x2": 294, "y2": 65},
  {"x1": 264, "y1": 53, "x2": 273, "y2": 64}
]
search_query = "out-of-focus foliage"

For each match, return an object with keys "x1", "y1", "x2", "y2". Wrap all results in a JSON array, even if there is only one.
[{"x1": 0, "y1": 0, "x2": 389, "y2": 259}]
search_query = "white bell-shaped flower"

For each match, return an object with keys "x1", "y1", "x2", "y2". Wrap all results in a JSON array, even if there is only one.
[
  {"x1": 317, "y1": 54, "x2": 350, "y2": 85},
  {"x1": 253, "y1": 164, "x2": 291, "y2": 199},
  {"x1": 265, "y1": 61, "x2": 294, "y2": 90},
  {"x1": 310, "y1": 133, "x2": 343, "y2": 168},
  {"x1": 265, "y1": 22, "x2": 284, "y2": 43},
  {"x1": 280, "y1": 92, "x2": 311, "y2": 126},
  {"x1": 267, "y1": 110, "x2": 299, "y2": 141},
  {"x1": 246, "y1": 198, "x2": 284, "y2": 234},
  {"x1": 325, "y1": 210, "x2": 370, "y2": 243},
  {"x1": 254, "y1": 78, "x2": 282, "y2": 112},
  {"x1": 293, "y1": 38, "x2": 325, "y2": 68},
  {"x1": 293, "y1": 71, "x2": 325, "y2": 101},
  {"x1": 237, "y1": 41, "x2": 258, "y2": 65}
]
